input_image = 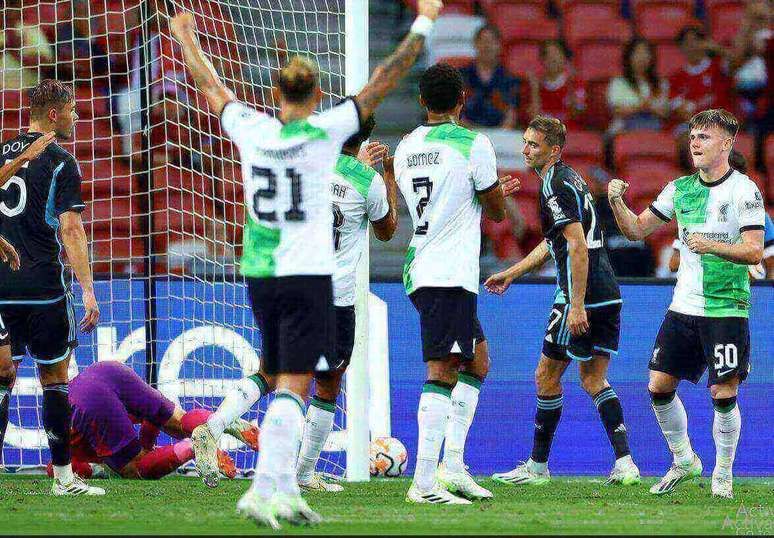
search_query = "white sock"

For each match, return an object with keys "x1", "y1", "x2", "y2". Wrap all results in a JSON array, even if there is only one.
[
  {"x1": 208, "y1": 374, "x2": 267, "y2": 439},
  {"x1": 713, "y1": 400, "x2": 741, "y2": 474},
  {"x1": 53, "y1": 463, "x2": 74, "y2": 484},
  {"x1": 615, "y1": 454, "x2": 634, "y2": 469},
  {"x1": 252, "y1": 390, "x2": 305, "y2": 497},
  {"x1": 652, "y1": 393, "x2": 693, "y2": 466},
  {"x1": 296, "y1": 396, "x2": 335, "y2": 483},
  {"x1": 442, "y1": 374, "x2": 480, "y2": 473},
  {"x1": 414, "y1": 385, "x2": 452, "y2": 492}
]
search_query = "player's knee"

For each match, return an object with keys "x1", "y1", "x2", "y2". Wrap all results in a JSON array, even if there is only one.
[
  {"x1": 709, "y1": 379, "x2": 739, "y2": 400},
  {"x1": 315, "y1": 372, "x2": 344, "y2": 401},
  {"x1": 580, "y1": 374, "x2": 606, "y2": 396},
  {"x1": 535, "y1": 367, "x2": 561, "y2": 394},
  {"x1": 427, "y1": 358, "x2": 459, "y2": 385}
]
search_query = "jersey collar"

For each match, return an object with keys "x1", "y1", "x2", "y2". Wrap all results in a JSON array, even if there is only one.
[{"x1": 699, "y1": 167, "x2": 733, "y2": 188}]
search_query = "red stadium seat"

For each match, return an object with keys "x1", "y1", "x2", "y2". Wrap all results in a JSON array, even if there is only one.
[
  {"x1": 634, "y1": 3, "x2": 698, "y2": 43},
  {"x1": 563, "y1": 4, "x2": 631, "y2": 48},
  {"x1": 706, "y1": 1, "x2": 745, "y2": 44},
  {"x1": 513, "y1": 194, "x2": 541, "y2": 232},
  {"x1": 576, "y1": 42, "x2": 625, "y2": 81},
  {"x1": 496, "y1": 17, "x2": 559, "y2": 43},
  {"x1": 733, "y1": 133, "x2": 756, "y2": 170},
  {"x1": 655, "y1": 43, "x2": 685, "y2": 78},
  {"x1": 504, "y1": 42, "x2": 542, "y2": 78},
  {"x1": 764, "y1": 134, "x2": 774, "y2": 172},
  {"x1": 485, "y1": 0, "x2": 546, "y2": 22},
  {"x1": 562, "y1": 130, "x2": 605, "y2": 164},
  {"x1": 620, "y1": 161, "x2": 683, "y2": 200},
  {"x1": 630, "y1": 0, "x2": 694, "y2": 18},
  {"x1": 403, "y1": 0, "x2": 474, "y2": 14},
  {"x1": 500, "y1": 170, "x2": 539, "y2": 197},
  {"x1": 613, "y1": 130, "x2": 679, "y2": 170},
  {"x1": 584, "y1": 79, "x2": 612, "y2": 131}
]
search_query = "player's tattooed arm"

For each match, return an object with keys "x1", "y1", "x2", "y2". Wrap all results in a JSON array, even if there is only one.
[
  {"x1": 686, "y1": 229, "x2": 764, "y2": 265},
  {"x1": 484, "y1": 240, "x2": 550, "y2": 295},
  {"x1": 607, "y1": 179, "x2": 665, "y2": 240},
  {"x1": 0, "y1": 132, "x2": 55, "y2": 188},
  {"x1": 355, "y1": 0, "x2": 443, "y2": 118},
  {"x1": 170, "y1": 12, "x2": 236, "y2": 116}
]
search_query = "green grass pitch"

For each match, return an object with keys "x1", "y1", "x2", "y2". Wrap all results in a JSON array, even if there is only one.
[{"x1": 0, "y1": 475, "x2": 771, "y2": 535}]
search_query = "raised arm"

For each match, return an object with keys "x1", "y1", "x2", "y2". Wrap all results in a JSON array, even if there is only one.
[
  {"x1": 170, "y1": 12, "x2": 236, "y2": 116},
  {"x1": 355, "y1": 0, "x2": 443, "y2": 118},
  {"x1": 372, "y1": 154, "x2": 398, "y2": 242},
  {"x1": 0, "y1": 132, "x2": 55, "y2": 188},
  {"x1": 607, "y1": 179, "x2": 667, "y2": 240}
]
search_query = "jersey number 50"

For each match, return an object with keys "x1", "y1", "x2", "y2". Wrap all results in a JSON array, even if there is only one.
[{"x1": 251, "y1": 166, "x2": 305, "y2": 223}]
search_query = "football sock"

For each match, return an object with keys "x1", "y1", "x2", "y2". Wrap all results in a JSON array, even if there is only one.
[
  {"x1": 0, "y1": 386, "x2": 10, "y2": 454},
  {"x1": 42, "y1": 383, "x2": 72, "y2": 481},
  {"x1": 650, "y1": 390, "x2": 693, "y2": 466},
  {"x1": 208, "y1": 373, "x2": 268, "y2": 439},
  {"x1": 297, "y1": 395, "x2": 335, "y2": 483},
  {"x1": 712, "y1": 396, "x2": 740, "y2": 474},
  {"x1": 443, "y1": 372, "x2": 481, "y2": 473},
  {"x1": 137, "y1": 440, "x2": 194, "y2": 479},
  {"x1": 46, "y1": 458, "x2": 93, "y2": 479},
  {"x1": 415, "y1": 381, "x2": 452, "y2": 492},
  {"x1": 181, "y1": 408, "x2": 212, "y2": 436},
  {"x1": 593, "y1": 387, "x2": 631, "y2": 459},
  {"x1": 531, "y1": 394, "x2": 563, "y2": 465},
  {"x1": 252, "y1": 390, "x2": 305, "y2": 497}
]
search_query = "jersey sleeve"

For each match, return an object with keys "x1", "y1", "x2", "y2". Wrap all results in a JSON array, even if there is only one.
[
  {"x1": 220, "y1": 101, "x2": 271, "y2": 148},
  {"x1": 311, "y1": 98, "x2": 363, "y2": 146},
  {"x1": 649, "y1": 181, "x2": 676, "y2": 222},
  {"x1": 470, "y1": 134, "x2": 499, "y2": 194},
  {"x1": 735, "y1": 180, "x2": 766, "y2": 233},
  {"x1": 366, "y1": 172, "x2": 389, "y2": 223},
  {"x1": 54, "y1": 156, "x2": 85, "y2": 216},
  {"x1": 545, "y1": 179, "x2": 582, "y2": 232}
]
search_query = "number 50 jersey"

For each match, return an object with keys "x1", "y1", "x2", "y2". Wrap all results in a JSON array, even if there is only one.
[
  {"x1": 394, "y1": 123, "x2": 499, "y2": 295},
  {"x1": 221, "y1": 99, "x2": 361, "y2": 278}
]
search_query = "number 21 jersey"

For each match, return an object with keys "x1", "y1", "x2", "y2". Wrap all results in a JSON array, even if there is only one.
[
  {"x1": 221, "y1": 99, "x2": 361, "y2": 278},
  {"x1": 394, "y1": 123, "x2": 499, "y2": 295}
]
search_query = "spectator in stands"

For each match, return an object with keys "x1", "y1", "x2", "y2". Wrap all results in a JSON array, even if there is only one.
[
  {"x1": 0, "y1": 0, "x2": 55, "y2": 90},
  {"x1": 606, "y1": 38, "x2": 670, "y2": 135},
  {"x1": 460, "y1": 25, "x2": 522, "y2": 129},
  {"x1": 54, "y1": 2, "x2": 110, "y2": 85},
  {"x1": 669, "y1": 26, "x2": 733, "y2": 125},
  {"x1": 526, "y1": 39, "x2": 586, "y2": 128},
  {"x1": 727, "y1": 0, "x2": 771, "y2": 131}
]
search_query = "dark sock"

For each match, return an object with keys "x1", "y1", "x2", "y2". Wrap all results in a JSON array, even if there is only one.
[
  {"x1": 42, "y1": 384, "x2": 72, "y2": 466},
  {"x1": 712, "y1": 396, "x2": 737, "y2": 413},
  {"x1": 649, "y1": 390, "x2": 676, "y2": 406},
  {"x1": 531, "y1": 394, "x2": 563, "y2": 464},
  {"x1": 593, "y1": 387, "x2": 630, "y2": 459},
  {"x1": 0, "y1": 388, "x2": 10, "y2": 455}
]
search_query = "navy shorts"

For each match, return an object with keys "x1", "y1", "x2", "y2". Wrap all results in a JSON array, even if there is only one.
[
  {"x1": 0, "y1": 295, "x2": 77, "y2": 364},
  {"x1": 542, "y1": 303, "x2": 621, "y2": 362}
]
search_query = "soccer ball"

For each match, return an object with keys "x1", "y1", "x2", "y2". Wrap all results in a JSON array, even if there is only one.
[{"x1": 369, "y1": 437, "x2": 408, "y2": 477}]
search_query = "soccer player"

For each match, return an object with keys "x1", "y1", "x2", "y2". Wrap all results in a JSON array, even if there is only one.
[
  {"x1": 47, "y1": 361, "x2": 255, "y2": 480},
  {"x1": 170, "y1": 0, "x2": 443, "y2": 527},
  {"x1": 394, "y1": 63, "x2": 507, "y2": 504},
  {"x1": 486, "y1": 116, "x2": 640, "y2": 487},
  {"x1": 607, "y1": 109, "x2": 765, "y2": 499},
  {"x1": 192, "y1": 121, "x2": 397, "y2": 493},
  {"x1": 0, "y1": 80, "x2": 102, "y2": 495}
]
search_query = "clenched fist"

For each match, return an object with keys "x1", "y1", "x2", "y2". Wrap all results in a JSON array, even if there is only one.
[
  {"x1": 608, "y1": 179, "x2": 629, "y2": 201},
  {"x1": 170, "y1": 12, "x2": 196, "y2": 41},
  {"x1": 418, "y1": 0, "x2": 444, "y2": 20}
]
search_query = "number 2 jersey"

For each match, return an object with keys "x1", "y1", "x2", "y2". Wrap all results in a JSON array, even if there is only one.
[
  {"x1": 220, "y1": 99, "x2": 361, "y2": 278},
  {"x1": 650, "y1": 169, "x2": 765, "y2": 318},
  {"x1": 394, "y1": 123, "x2": 499, "y2": 295},
  {"x1": 0, "y1": 132, "x2": 85, "y2": 302},
  {"x1": 331, "y1": 154, "x2": 389, "y2": 306},
  {"x1": 539, "y1": 160, "x2": 621, "y2": 307}
]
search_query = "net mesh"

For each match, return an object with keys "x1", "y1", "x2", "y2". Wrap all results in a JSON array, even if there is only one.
[{"x1": 1, "y1": 0, "x2": 349, "y2": 478}]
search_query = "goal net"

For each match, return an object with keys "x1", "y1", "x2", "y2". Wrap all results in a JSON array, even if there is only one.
[{"x1": 1, "y1": 0, "x2": 369, "y2": 480}]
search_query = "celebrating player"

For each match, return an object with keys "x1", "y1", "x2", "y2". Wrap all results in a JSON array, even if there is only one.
[
  {"x1": 0, "y1": 80, "x2": 102, "y2": 496},
  {"x1": 486, "y1": 116, "x2": 640, "y2": 487},
  {"x1": 193, "y1": 120, "x2": 397, "y2": 493},
  {"x1": 607, "y1": 109, "x2": 764, "y2": 499},
  {"x1": 170, "y1": 0, "x2": 443, "y2": 527},
  {"x1": 45, "y1": 361, "x2": 255, "y2": 481},
  {"x1": 395, "y1": 63, "x2": 507, "y2": 504}
]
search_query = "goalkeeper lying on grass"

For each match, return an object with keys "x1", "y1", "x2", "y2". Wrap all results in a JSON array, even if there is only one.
[{"x1": 45, "y1": 361, "x2": 258, "y2": 480}]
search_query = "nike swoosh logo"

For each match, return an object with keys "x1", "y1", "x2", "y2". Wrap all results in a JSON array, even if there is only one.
[
  {"x1": 717, "y1": 369, "x2": 735, "y2": 377},
  {"x1": 680, "y1": 209, "x2": 696, "y2": 214}
]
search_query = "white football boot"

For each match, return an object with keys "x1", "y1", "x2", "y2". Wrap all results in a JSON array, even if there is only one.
[
  {"x1": 51, "y1": 476, "x2": 106, "y2": 496},
  {"x1": 237, "y1": 487, "x2": 281, "y2": 530},
  {"x1": 605, "y1": 457, "x2": 641, "y2": 486},
  {"x1": 299, "y1": 473, "x2": 344, "y2": 493},
  {"x1": 649, "y1": 452, "x2": 703, "y2": 495},
  {"x1": 492, "y1": 460, "x2": 550, "y2": 486},
  {"x1": 711, "y1": 468, "x2": 733, "y2": 499},
  {"x1": 437, "y1": 462, "x2": 492, "y2": 499},
  {"x1": 406, "y1": 481, "x2": 472, "y2": 505},
  {"x1": 191, "y1": 423, "x2": 220, "y2": 488}
]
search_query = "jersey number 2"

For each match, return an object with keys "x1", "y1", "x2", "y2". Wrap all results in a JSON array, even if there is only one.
[
  {"x1": 412, "y1": 177, "x2": 432, "y2": 235},
  {"x1": 251, "y1": 166, "x2": 305, "y2": 222}
]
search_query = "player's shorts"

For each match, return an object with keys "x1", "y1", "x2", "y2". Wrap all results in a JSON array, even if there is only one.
[
  {"x1": 69, "y1": 361, "x2": 175, "y2": 470},
  {"x1": 247, "y1": 275, "x2": 336, "y2": 375},
  {"x1": 542, "y1": 303, "x2": 621, "y2": 362},
  {"x1": 0, "y1": 313, "x2": 9, "y2": 348},
  {"x1": 409, "y1": 287, "x2": 485, "y2": 362},
  {"x1": 649, "y1": 310, "x2": 751, "y2": 386},
  {"x1": 0, "y1": 294, "x2": 77, "y2": 364},
  {"x1": 316, "y1": 305, "x2": 355, "y2": 380}
]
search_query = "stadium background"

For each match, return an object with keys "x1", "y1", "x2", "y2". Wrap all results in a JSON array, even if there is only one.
[{"x1": 1, "y1": 0, "x2": 772, "y2": 478}]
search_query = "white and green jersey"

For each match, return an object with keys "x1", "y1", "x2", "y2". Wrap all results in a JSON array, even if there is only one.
[
  {"x1": 331, "y1": 154, "x2": 389, "y2": 306},
  {"x1": 394, "y1": 122, "x2": 498, "y2": 295},
  {"x1": 221, "y1": 100, "x2": 361, "y2": 278},
  {"x1": 650, "y1": 169, "x2": 765, "y2": 318}
]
